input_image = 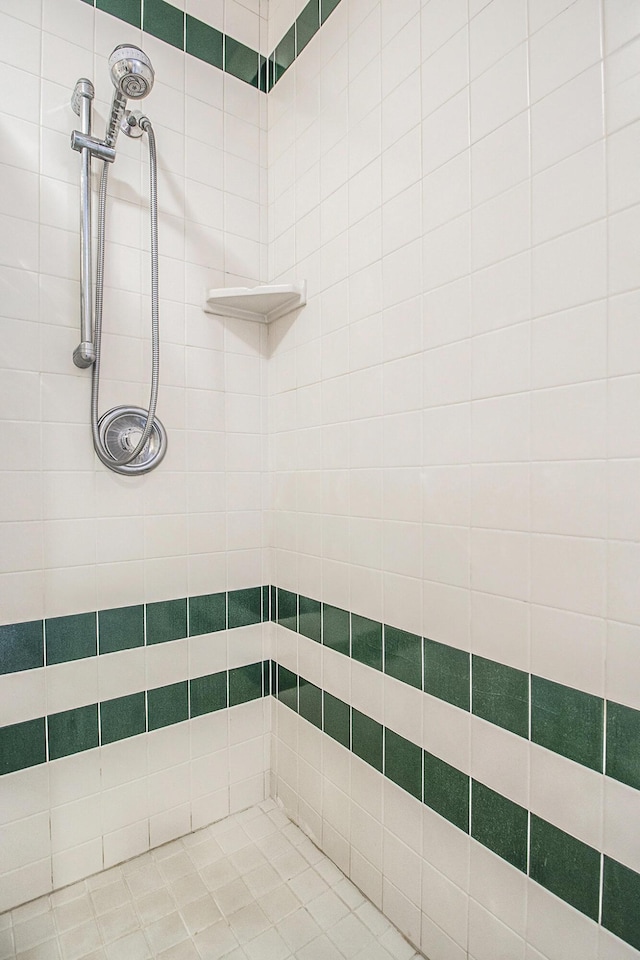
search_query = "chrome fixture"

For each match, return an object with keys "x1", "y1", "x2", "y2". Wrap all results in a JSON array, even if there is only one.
[{"x1": 70, "y1": 45, "x2": 167, "y2": 475}]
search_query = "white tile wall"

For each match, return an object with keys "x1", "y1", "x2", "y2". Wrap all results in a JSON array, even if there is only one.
[{"x1": 267, "y1": 0, "x2": 640, "y2": 958}]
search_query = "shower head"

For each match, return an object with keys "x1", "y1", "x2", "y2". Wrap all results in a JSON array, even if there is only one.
[
  {"x1": 105, "y1": 45, "x2": 154, "y2": 147},
  {"x1": 108, "y1": 45, "x2": 154, "y2": 100}
]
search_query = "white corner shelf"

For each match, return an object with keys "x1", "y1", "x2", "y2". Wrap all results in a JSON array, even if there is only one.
[{"x1": 204, "y1": 281, "x2": 307, "y2": 324}]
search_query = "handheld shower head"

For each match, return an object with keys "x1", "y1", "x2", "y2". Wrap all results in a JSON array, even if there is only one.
[
  {"x1": 105, "y1": 45, "x2": 154, "y2": 147},
  {"x1": 109, "y1": 45, "x2": 154, "y2": 99}
]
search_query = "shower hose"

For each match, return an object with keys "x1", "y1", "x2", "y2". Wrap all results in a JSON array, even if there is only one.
[{"x1": 91, "y1": 116, "x2": 160, "y2": 475}]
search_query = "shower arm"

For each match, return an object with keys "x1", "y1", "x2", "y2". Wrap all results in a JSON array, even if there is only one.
[{"x1": 70, "y1": 79, "x2": 116, "y2": 369}]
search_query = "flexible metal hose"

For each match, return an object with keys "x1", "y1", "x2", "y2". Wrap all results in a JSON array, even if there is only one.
[{"x1": 91, "y1": 117, "x2": 160, "y2": 474}]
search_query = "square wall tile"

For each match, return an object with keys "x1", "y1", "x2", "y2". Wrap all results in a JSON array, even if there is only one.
[
  {"x1": 424, "y1": 638, "x2": 470, "y2": 711},
  {"x1": 186, "y1": 14, "x2": 223, "y2": 69},
  {"x1": 225, "y1": 37, "x2": 260, "y2": 88},
  {"x1": 299, "y1": 596, "x2": 321, "y2": 643},
  {"x1": 352, "y1": 708, "x2": 383, "y2": 772},
  {"x1": 277, "y1": 665, "x2": 298, "y2": 713},
  {"x1": 48, "y1": 704, "x2": 99, "y2": 761},
  {"x1": 46, "y1": 612, "x2": 97, "y2": 666},
  {"x1": 324, "y1": 692, "x2": 350, "y2": 749},
  {"x1": 277, "y1": 590, "x2": 298, "y2": 633},
  {"x1": 385, "y1": 728, "x2": 422, "y2": 801},
  {"x1": 606, "y1": 700, "x2": 640, "y2": 790},
  {"x1": 228, "y1": 588, "x2": 261, "y2": 630},
  {"x1": 147, "y1": 681, "x2": 188, "y2": 731},
  {"x1": 323, "y1": 604, "x2": 350, "y2": 657},
  {"x1": 424, "y1": 750, "x2": 470, "y2": 833},
  {"x1": 529, "y1": 815, "x2": 600, "y2": 920},
  {"x1": 299, "y1": 677, "x2": 322, "y2": 729},
  {"x1": 384, "y1": 626, "x2": 422, "y2": 690},
  {"x1": 0, "y1": 620, "x2": 43, "y2": 675},
  {"x1": 144, "y1": 0, "x2": 185, "y2": 49},
  {"x1": 472, "y1": 655, "x2": 529, "y2": 738},
  {"x1": 229, "y1": 663, "x2": 262, "y2": 706},
  {"x1": 531, "y1": 676, "x2": 604, "y2": 772},
  {"x1": 96, "y1": 0, "x2": 141, "y2": 28},
  {"x1": 471, "y1": 780, "x2": 528, "y2": 872},
  {"x1": 190, "y1": 672, "x2": 227, "y2": 717},
  {"x1": 189, "y1": 594, "x2": 225, "y2": 637},
  {"x1": 98, "y1": 605, "x2": 144, "y2": 655},
  {"x1": 351, "y1": 614, "x2": 383, "y2": 672},
  {"x1": 602, "y1": 857, "x2": 640, "y2": 952},
  {"x1": 147, "y1": 599, "x2": 188, "y2": 645},
  {"x1": 321, "y1": 0, "x2": 341, "y2": 24},
  {"x1": 100, "y1": 692, "x2": 146, "y2": 745},
  {"x1": 297, "y1": 0, "x2": 320, "y2": 55},
  {"x1": 0, "y1": 717, "x2": 46, "y2": 775}
]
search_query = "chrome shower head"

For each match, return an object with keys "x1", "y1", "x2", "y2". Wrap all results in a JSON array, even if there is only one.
[{"x1": 108, "y1": 44, "x2": 154, "y2": 100}]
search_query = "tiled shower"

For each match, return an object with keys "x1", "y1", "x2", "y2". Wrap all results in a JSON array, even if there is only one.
[{"x1": 0, "y1": 0, "x2": 639, "y2": 958}]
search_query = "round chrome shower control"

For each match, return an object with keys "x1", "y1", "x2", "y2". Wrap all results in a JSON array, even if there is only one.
[{"x1": 98, "y1": 406, "x2": 167, "y2": 475}]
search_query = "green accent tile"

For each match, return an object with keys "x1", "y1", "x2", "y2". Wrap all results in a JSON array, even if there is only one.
[
  {"x1": 472, "y1": 655, "x2": 528, "y2": 738},
  {"x1": 190, "y1": 672, "x2": 227, "y2": 717},
  {"x1": 352, "y1": 708, "x2": 382, "y2": 772},
  {"x1": 299, "y1": 677, "x2": 322, "y2": 729},
  {"x1": 277, "y1": 589, "x2": 297, "y2": 632},
  {"x1": 323, "y1": 692, "x2": 350, "y2": 749},
  {"x1": 263, "y1": 660, "x2": 271, "y2": 696},
  {"x1": 299, "y1": 596, "x2": 321, "y2": 643},
  {"x1": 0, "y1": 620, "x2": 43, "y2": 675},
  {"x1": 270, "y1": 586, "x2": 276, "y2": 622},
  {"x1": 259, "y1": 54, "x2": 268, "y2": 93},
  {"x1": 100, "y1": 692, "x2": 146, "y2": 745},
  {"x1": 228, "y1": 587, "x2": 262, "y2": 629},
  {"x1": 424, "y1": 750, "x2": 469, "y2": 833},
  {"x1": 606, "y1": 700, "x2": 640, "y2": 790},
  {"x1": 323, "y1": 604, "x2": 349, "y2": 657},
  {"x1": 351, "y1": 614, "x2": 382, "y2": 672},
  {"x1": 602, "y1": 857, "x2": 640, "y2": 951},
  {"x1": 48, "y1": 704, "x2": 99, "y2": 761},
  {"x1": 144, "y1": 0, "x2": 184, "y2": 49},
  {"x1": 225, "y1": 36, "x2": 260, "y2": 88},
  {"x1": 0, "y1": 718, "x2": 46, "y2": 775},
  {"x1": 96, "y1": 0, "x2": 141, "y2": 28},
  {"x1": 385, "y1": 728, "x2": 422, "y2": 800},
  {"x1": 229, "y1": 663, "x2": 262, "y2": 706},
  {"x1": 188, "y1": 593, "x2": 225, "y2": 637},
  {"x1": 471, "y1": 781, "x2": 528, "y2": 872},
  {"x1": 98, "y1": 605, "x2": 144, "y2": 655},
  {"x1": 296, "y1": 0, "x2": 320, "y2": 55},
  {"x1": 278, "y1": 665, "x2": 298, "y2": 713},
  {"x1": 146, "y1": 598, "x2": 188, "y2": 645},
  {"x1": 321, "y1": 0, "x2": 341, "y2": 24},
  {"x1": 384, "y1": 625, "x2": 422, "y2": 690},
  {"x1": 270, "y1": 659, "x2": 277, "y2": 694},
  {"x1": 267, "y1": 55, "x2": 275, "y2": 93},
  {"x1": 147, "y1": 681, "x2": 188, "y2": 731},
  {"x1": 45, "y1": 612, "x2": 96, "y2": 666},
  {"x1": 529, "y1": 815, "x2": 600, "y2": 920},
  {"x1": 185, "y1": 14, "x2": 223, "y2": 69},
  {"x1": 424, "y1": 638, "x2": 470, "y2": 711},
  {"x1": 531, "y1": 676, "x2": 604, "y2": 772},
  {"x1": 262, "y1": 586, "x2": 270, "y2": 622},
  {"x1": 274, "y1": 24, "x2": 295, "y2": 82}
]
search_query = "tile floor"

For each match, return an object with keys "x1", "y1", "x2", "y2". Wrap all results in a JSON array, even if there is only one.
[{"x1": 0, "y1": 800, "x2": 424, "y2": 960}]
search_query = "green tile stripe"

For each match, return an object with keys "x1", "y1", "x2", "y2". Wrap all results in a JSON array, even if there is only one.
[
  {"x1": 271, "y1": 662, "x2": 640, "y2": 952},
  {"x1": 0, "y1": 662, "x2": 267, "y2": 775},
  {"x1": 271, "y1": 588, "x2": 640, "y2": 792},
  {"x1": 81, "y1": 0, "x2": 344, "y2": 92},
  {"x1": 3, "y1": 585, "x2": 639, "y2": 796}
]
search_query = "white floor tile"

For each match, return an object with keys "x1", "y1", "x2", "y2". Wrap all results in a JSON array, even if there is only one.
[{"x1": 0, "y1": 803, "x2": 421, "y2": 960}]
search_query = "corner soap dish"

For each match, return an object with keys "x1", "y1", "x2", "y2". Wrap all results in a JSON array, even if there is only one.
[{"x1": 204, "y1": 281, "x2": 307, "y2": 324}]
